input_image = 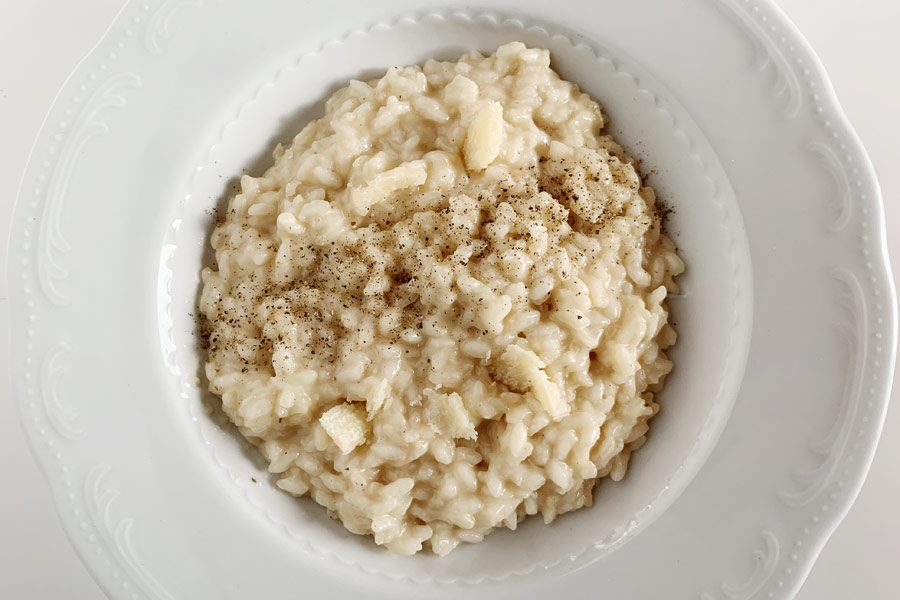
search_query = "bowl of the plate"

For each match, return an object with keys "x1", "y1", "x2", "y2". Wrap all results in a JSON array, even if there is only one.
[{"x1": 161, "y1": 11, "x2": 753, "y2": 583}]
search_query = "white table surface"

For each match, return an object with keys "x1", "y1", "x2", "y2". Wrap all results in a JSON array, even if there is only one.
[{"x1": 1, "y1": 1, "x2": 897, "y2": 598}]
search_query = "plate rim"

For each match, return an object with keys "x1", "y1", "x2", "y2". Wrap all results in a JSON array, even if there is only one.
[{"x1": 735, "y1": 0, "x2": 898, "y2": 596}]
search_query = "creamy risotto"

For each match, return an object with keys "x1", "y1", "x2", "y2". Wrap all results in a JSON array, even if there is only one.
[{"x1": 199, "y1": 42, "x2": 684, "y2": 556}]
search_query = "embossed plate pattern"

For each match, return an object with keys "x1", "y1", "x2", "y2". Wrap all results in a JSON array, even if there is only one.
[{"x1": 8, "y1": 1, "x2": 895, "y2": 599}]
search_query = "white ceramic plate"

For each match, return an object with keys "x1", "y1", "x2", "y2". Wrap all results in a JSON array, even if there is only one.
[{"x1": 8, "y1": 0, "x2": 895, "y2": 599}]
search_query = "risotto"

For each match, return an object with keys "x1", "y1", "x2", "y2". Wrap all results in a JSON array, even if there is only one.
[{"x1": 199, "y1": 42, "x2": 684, "y2": 556}]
